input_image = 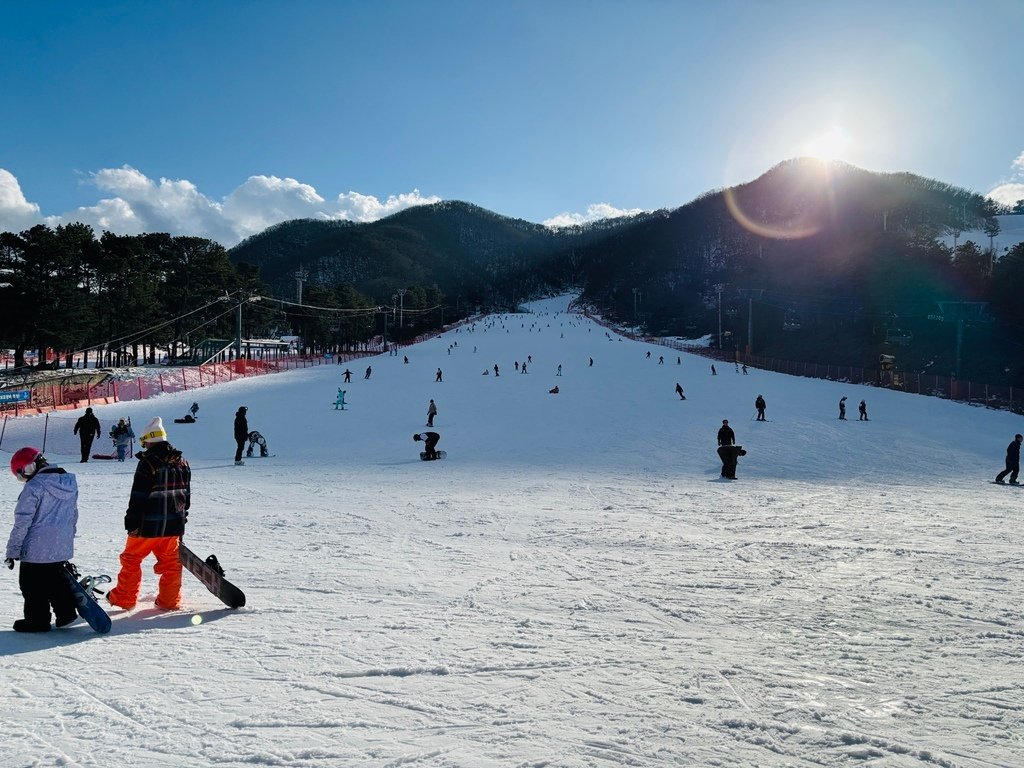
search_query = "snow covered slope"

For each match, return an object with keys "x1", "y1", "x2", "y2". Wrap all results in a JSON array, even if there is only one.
[{"x1": 1, "y1": 295, "x2": 1021, "y2": 767}]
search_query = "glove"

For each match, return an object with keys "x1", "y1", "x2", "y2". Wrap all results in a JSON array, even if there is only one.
[{"x1": 5, "y1": 558, "x2": 14, "y2": 570}]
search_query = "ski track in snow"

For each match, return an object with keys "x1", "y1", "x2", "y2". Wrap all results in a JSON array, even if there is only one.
[{"x1": 2, "y1": 294, "x2": 1023, "y2": 767}]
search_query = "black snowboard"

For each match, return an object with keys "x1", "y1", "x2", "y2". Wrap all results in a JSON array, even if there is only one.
[
  {"x1": 179, "y1": 541, "x2": 246, "y2": 608},
  {"x1": 420, "y1": 450, "x2": 447, "y2": 461}
]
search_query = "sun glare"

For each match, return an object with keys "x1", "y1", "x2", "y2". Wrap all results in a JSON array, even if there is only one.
[{"x1": 801, "y1": 126, "x2": 850, "y2": 162}]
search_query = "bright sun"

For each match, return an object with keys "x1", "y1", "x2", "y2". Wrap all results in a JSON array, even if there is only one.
[{"x1": 800, "y1": 126, "x2": 850, "y2": 162}]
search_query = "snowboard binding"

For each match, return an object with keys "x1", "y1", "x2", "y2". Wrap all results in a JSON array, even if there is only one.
[
  {"x1": 64, "y1": 562, "x2": 112, "y2": 598},
  {"x1": 205, "y1": 555, "x2": 225, "y2": 576}
]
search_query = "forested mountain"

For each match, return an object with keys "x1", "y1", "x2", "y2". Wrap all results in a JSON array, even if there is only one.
[{"x1": 4, "y1": 160, "x2": 1024, "y2": 385}]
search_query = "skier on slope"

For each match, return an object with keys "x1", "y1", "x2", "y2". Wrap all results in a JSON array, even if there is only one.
[
  {"x1": 413, "y1": 431, "x2": 441, "y2": 460},
  {"x1": 755, "y1": 395, "x2": 767, "y2": 421},
  {"x1": 427, "y1": 399, "x2": 437, "y2": 427},
  {"x1": 5, "y1": 447, "x2": 78, "y2": 632},
  {"x1": 106, "y1": 418, "x2": 191, "y2": 612},
  {"x1": 994, "y1": 433, "x2": 1023, "y2": 485},
  {"x1": 675, "y1": 383, "x2": 686, "y2": 400}
]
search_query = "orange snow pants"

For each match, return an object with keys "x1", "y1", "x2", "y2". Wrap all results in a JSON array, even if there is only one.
[{"x1": 107, "y1": 535, "x2": 182, "y2": 610}]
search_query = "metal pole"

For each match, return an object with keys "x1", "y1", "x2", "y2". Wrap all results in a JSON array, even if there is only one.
[
  {"x1": 235, "y1": 300, "x2": 243, "y2": 359},
  {"x1": 747, "y1": 297, "x2": 754, "y2": 355},
  {"x1": 398, "y1": 288, "x2": 407, "y2": 328},
  {"x1": 718, "y1": 287, "x2": 722, "y2": 350}
]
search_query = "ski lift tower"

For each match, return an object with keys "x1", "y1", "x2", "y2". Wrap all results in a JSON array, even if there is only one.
[
  {"x1": 738, "y1": 289, "x2": 764, "y2": 355},
  {"x1": 935, "y1": 301, "x2": 988, "y2": 379}
]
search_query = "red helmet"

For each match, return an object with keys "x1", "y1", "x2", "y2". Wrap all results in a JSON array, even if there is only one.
[{"x1": 10, "y1": 447, "x2": 41, "y2": 480}]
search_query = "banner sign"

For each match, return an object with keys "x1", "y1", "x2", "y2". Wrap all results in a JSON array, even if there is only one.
[{"x1": 0, "y1": 390, "x2": 31, "y2": 404}]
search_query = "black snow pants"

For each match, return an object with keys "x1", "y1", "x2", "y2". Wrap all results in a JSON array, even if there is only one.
[{"x1": 19, "y1": 562, "x2": 77, "y2": 629}]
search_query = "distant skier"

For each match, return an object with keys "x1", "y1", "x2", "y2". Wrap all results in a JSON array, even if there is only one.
[
  {"x1": 364, "y1": 366, "x2": 372, "y2": 380},
  {"x1": 557, "y1": 364, "x2": 562, "y2": 376},
  {"x1": 404, "y1": 355, "x2": 409, "y2": 364},
  {"x1": 742, "y1": 364, "x2": 748, "y2": 375},
  {"x1": 343, "y1": 369, "x2": 352, "y2": 383},
  {"x1": 859, "y1": 400, "x2": 868, "y2": 421},
  {"x1": 994, "y1": 433, "x2": 1022, "y2": 485},
  {"x1": 413, "y1": 431, "x2": 441, "y2": 460},
  {"x1": 675, "y1": 383, "x2": 686, "y2": 400},
  {"x1": 549, "y1": 385, "x2": 559, "y2": 394},
  {"x1": 755, "y1": 395, "x2": 767, "y2": 421},
  {"x1": 717, "y1": 419, "x2": 735, "y2": 446},
  {"x1": 427, "y1": 399, "x2": 437, "y2": 427},
  {"x1": 494, "y1": 364, "x2": 500, "y2": 377},
  {"x1": 658, "y1": 356, "x2": 664, "y2": 365},
  {"x1": 839, "y1": 396, "x2": 847, "y2": 420},
  {"x1": 233, "y1": 406, "x2": 248, "y2": 466},
  {"x1": 435, "y1": 368, "x2": 443, "y2": 382},
  {"x1": 73, "y1": 407, "x2": 101, "y2": 463},
  {"x1": 646, "y1": 351, "x2": 651, "y2": 359},
  {"x1": 589, "y1": 357, "x2": 593, "y2": 367},
  {"x1": 711, "y1": 364, "x2": 717, "y2": 376},
  {"x1": 521, "y1": 363, "x2": 527, "y2": 374},
  {"x1": 190, "y1": 402, "x2": 199, "y2": 419}
]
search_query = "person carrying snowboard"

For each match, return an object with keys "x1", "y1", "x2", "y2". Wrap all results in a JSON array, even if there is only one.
[
  {"x1": 995, "y1": 433, "x2": 1023, "y2": 485},
  {"x1": 427, "y1": 399, "x2": 437, "y2": 427},
  {"x1": 5, "y1": 448, "x2": 78, "y2": 632},
  {"x1": 110, "y1": 418, "x2": 135, "y2": 462},
  {"x1": 839, "y1": 396, "x2": 847, "y2": 420},
  {"x1": 755, "y1": 395, "x2": 767, "y2": 421},
  {"x1": 106, "y1": 418, "x2": 191, "y2": 612},
  {"x1": 233, "y1": 406, "x2": 248, "y2": 466},
  {"x1": 413, "y1": 431, "x2": 441, "y2": 460},
  {"x1": 675, "y1": 383, "x2": 686, "y2": 400},
  {"x1": 73, "y1": 407, "x2": 101, "y2": 463}
]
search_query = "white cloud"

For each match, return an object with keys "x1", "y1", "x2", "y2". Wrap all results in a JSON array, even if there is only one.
[
  {"x1": 987, "y1": 150, "x2": 1024, "y2": 207},
  {"x1": 0, "y1": 169, "x2": 44, "y2": 232},
  {"x1": 543, "y1": 202, "x2": 645, "y2": 229},
  {"x1": 0, "y1": 166, "x2": 440, "y2": 246}
]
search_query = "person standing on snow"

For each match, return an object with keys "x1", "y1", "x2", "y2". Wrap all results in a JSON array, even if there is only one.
[
  {"x1": 995, "y1": 433, "x2": 1023, "y2": 485},
  {"x1": 190, "y1": 402, "x2": 199, "y2": 419},
  {"x1": 73, "y1": 407, "x2": 101, "y2": 463},
  {"x1": 413, "y1": 431, "x2": 441, "y2": 460},
  {"x1": 110, "y1": 418, "x2": 135, "y2": 462},
  {"x1": 364, "y1": 365, "x2": 372, "y2": 380},
  {"x1": 838, "y1": 396, "x2": 847, "y2": 420},
  {"x1": 435, "y1": 368, "x2": 443, "y2": 382},
  {"x1": 717, "y1": 419, "x2": 735, "y2": 447},
  {"x1": 675, "y1": 383, "x2": 686, "y2": 400},
  {"x1": 343, "y1": 369, "x2": 352, "y2": 383},
  {"x1": 106, "y1": 418, "x2": 191, "y2": 612},
  {"x1": 427, "y1": 399, "x2": 437, "y2": 427},
  {"x1": 5, "y1": 448, "x2": 79, "y2": 632},
  {"x1": 859, "y1": 400, "x2": 869, "y2": 421},
  {"x1": 233, "y1": 406, "x2": 249, "y2": 466},
  {"x1": 755, "y1": 395, "x2": 767, "y2": 421}
]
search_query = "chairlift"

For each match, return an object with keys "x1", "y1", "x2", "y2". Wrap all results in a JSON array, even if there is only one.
[
  {"x1": 884, "y1": 328, "x2": 913, "y2": 346},
  {"x1": 782, "y1": 309, "x2": 802, "y2": 331}
]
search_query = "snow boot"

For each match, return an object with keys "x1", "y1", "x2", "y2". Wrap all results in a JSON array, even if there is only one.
[
  {"x1": 234, "y1": 460, "x2": 245, "y2": 466},
  {"x1": 14, "y1": 619, "x2": 51, "y2": 633}
]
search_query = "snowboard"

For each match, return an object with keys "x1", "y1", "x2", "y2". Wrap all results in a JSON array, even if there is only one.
[
  {"x1": 991, "y1": 481, "x2": 1021, "y2": 487},
  {"x1": 420, "y1": 450, "x2": 447, "y2": 461},
  {"x1": 63, "y1": 562, "x2": 113, "y2": 634},
  {"x1": 179, "y1": 541, "x2": 246, "y2": 608}
]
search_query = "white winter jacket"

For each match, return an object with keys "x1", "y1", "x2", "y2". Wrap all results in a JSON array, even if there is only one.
[{"x1": 5, "y1": 468, "x2": 79, "y2": 563}]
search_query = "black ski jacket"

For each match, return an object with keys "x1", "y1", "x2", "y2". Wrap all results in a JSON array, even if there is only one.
[{"x1": 125, "y1": 442, "x2": 191, "y2": 537}]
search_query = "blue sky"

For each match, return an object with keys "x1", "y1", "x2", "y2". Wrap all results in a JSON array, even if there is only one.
[{"x1": 1, "y1": 0, "x2": 1022, "y2": 245}]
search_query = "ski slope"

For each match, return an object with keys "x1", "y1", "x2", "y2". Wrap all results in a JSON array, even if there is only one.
[{"x1": 1, "y1": 295, "x2": 1022, "y2": 767}]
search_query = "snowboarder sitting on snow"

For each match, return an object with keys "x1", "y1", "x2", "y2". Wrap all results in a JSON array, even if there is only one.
[
  {"x1": 5, "y1": 447, "x2": 79, "y2": 632},
  {"x1": 549, "y1": 385, "x2": 559, "y2": 394},
  {"x1": 717, "y1": 444, "x2": 747, "y2": 479},
  {"x1": 413, "y1": 431, "x2": 441, "y2": 460},
  {"x1": 755, "y1": 395, "x2": 767, "y2": 421},
  {"x1": 106, "y1": 417, "x2": 191, "y2": 612},
  {"x1": 110, "y1": 418, "x2": 135, "y2": 461},
  {"x1": 995, "y1": 433, "x2": 1023, "y2": 485}
]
